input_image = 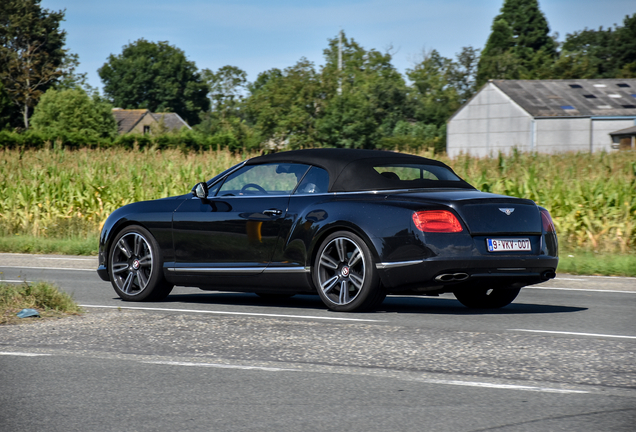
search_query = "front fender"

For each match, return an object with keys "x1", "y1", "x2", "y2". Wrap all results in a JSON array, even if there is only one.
[{"x1": 97, "y1": 196, "x2": 188, "y2": 281}]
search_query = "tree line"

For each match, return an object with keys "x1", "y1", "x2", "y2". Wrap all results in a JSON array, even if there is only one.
[{"x1": 1, "y1": 0, "x2": 635, "y2": 153}]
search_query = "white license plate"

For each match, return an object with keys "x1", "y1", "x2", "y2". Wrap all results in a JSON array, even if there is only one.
[{"x1": 487, "y1": 238, "x2": 531, "y2": 252}]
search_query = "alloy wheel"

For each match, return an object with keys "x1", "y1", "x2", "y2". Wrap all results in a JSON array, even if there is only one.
[
  {"x1": 110, "y1": 232, "x2": 154, "y2": 296},
  {"x1": 317, "y1": 236, "x2": 366, "y2": 306}
]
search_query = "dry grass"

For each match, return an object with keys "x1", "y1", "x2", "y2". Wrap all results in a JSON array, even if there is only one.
[{"x1": 0, "y1": 281, "x2": 82, "y2": 325}]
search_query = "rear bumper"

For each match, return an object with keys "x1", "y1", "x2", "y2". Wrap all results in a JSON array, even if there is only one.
[{"x1": 377, "y1": 255, "x2": 558, "y2": 292}]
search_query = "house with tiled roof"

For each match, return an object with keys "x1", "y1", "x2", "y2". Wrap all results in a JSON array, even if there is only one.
[
  {"x1": 447, "y1": 79, "x2": 636, "y2": 157},
  {"x1": 112, "y1": 109, "x2": 191, "y2": 134}
]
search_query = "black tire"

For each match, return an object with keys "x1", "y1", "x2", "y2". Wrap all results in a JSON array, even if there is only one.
[
  {"x1": 108, "y1": 225, "x2": 174, "y2": 302},
  {"x1": 453, "y1": 286, "x2": 521, "y2": 309},
  {"x1": 313, "y1": 231, "x2": 384, "y2": 312}
]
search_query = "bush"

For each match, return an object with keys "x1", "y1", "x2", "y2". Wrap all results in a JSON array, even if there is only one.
[
  {"x1": 0, "y1": 128, "x2": 260, "y2": 152},
  {"x1": 30, "y1": 88, "x2": 117, "y2": 139}
]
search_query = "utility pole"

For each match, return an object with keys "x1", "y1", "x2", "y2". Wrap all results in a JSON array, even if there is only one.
[{"x1": 338, "y1": 29, "x2": 343, "y2": 95}]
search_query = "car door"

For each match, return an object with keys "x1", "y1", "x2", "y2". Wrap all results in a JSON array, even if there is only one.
[{"x1": 171, "y1": 163, "x2": 309, "y2": 280}]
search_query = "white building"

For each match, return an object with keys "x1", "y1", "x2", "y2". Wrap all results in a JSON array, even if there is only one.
[{"x1": 447, "y1": 79, "x2": 636, "y2": 157}]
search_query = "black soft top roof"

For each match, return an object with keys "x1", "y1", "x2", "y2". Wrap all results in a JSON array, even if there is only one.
[{"x1": 247, "y1": 149, "x2": 474, "y2": 192}]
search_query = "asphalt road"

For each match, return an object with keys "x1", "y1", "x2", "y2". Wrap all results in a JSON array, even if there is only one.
[{"x1": 1, "y1": 253, "x2": 635, "y2": 431}]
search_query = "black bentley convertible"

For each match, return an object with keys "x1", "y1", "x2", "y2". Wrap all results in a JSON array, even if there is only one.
[{"x1": 97, "y1": 148, "x2": 558, "y2": 311}]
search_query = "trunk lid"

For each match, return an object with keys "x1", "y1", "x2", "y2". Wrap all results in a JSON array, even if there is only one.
[{"x1": 388, "y1": 189, "x2": 542, "y2": 235}]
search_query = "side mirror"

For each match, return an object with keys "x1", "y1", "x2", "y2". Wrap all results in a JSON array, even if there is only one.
[{"x1": 192, "y1": 182, "x2": 209, "y2": 200}]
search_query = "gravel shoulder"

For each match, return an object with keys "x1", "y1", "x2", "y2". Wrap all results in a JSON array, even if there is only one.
[{"x1": 2, "y1": 308, "x2": 635, "y2": 391}]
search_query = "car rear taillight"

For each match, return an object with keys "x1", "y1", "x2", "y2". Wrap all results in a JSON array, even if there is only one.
[
  {"x1": 413, "y1": 210, "x2": 463, "y2": 233},
  {"x1": 540, "y1": 209, "x2": 555, "y2": 233}
]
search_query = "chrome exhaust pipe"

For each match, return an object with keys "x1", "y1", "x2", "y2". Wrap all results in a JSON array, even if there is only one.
[
  {"x1": 541, "y1": 270, "x2": 556, "y2": 281},
  {"x1": 453, "y1": 273, "x2": 469, "y2": 281},
  {"x1": 435, "y1": 273, "x2": 470, "y2": 282}
]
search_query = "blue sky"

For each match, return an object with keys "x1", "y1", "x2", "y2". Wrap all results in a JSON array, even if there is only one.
[{"x1": 41, "y1": 0, "x2": 636, "y2": 91}]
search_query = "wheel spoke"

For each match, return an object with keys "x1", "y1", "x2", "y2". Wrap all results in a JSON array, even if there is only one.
[
  {"x1": 121, "y1": 272, "x2": 135, "y2": 294},
  {"x1": 137, "y1": 269, "x2": 149, "y2": 288},
  {"x1": 138, "y1": 254, "x2": 152, "y2": 268},
  {"x1": 349, "y1": 272, "x2": 363, "y2": 289},
  {"x1": 335, "y1": 238, "x2": 347, "y2": 262},
  {"x1": 112, "y1": 262, "x2": 129, "y2": 274},
  {"x1": 348, "y1": 248, "x2": 362, "y2": 267},
  {"x1": 339, "y1": 281, "x2": 350, "y2": 304},
  {"x1": 320, "y1": 254, "x2": 339, "y2": 270},
  {"x1": 134, "y1": 234, "x2": 143, "y2": 256},
  {"x1": 321, "y1": 275, "x2": 339, "y2": 294},
  {"x1": 117, "y1": 238, "x2": 132, "y2": 259}
]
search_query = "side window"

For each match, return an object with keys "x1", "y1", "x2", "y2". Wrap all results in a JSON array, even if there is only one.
[
  {"x1": 373, "y1": 164, "x2": 461, "y2": 181},
  {"x1": 217, "y1": 163, "x2": 309, "y2": 196},
  {"x1": 207, "y1": 180, "x2": 223, "y2": 197},
  {"x1": 294, "y1": 167, "x2": 329, "y2": 194}
]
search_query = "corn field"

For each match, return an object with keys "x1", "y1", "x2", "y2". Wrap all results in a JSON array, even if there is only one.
[{"x1": 1, "y1": 146, "x2": 635, "y2": 253}]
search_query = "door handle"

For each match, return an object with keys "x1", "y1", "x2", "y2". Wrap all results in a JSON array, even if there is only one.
[{"x1": 263, "y1": 209, "x2": 282, "y2": 216}]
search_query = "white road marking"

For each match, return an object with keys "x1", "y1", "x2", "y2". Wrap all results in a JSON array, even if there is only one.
[
  {"x1": 585, "y1": 274, "x2": 636, "y2": 280},
  {"x1": 0, "y1": 266, "x2": 94, "y2": 271},
  {"x1": 0, "y1": 352, "x2": 51, "y2": 357},
  {"x1": 37, "y1": 257, "x2": 96, "y2": 261},
  {"x1": 0, "y1": 280, "x2": 34, "y2": 283},
  {"x1": 555, "y1": 278, "x2": 588, "y2": 281},
  {"x1": 143, "y1": 361, "x2": 297, "y2": 372},
  {"x1": 143, "y1": 360, "x2": 588, "y2": 394},
  {"x1": 526, "y1": 286, "x2": 636, "y2": 294},
  {"x1": 510, "y1": 329, "x2": 636, "y2": 340},
  {"x1": 418, "y1": 378, "x2": 588, "y2": 394},
  {"x1": 145, "y1": 359, "x2": 589, "y2": 394},
  {"x1": 79, "y1": 304, "x2": 386, "y2": 322}
]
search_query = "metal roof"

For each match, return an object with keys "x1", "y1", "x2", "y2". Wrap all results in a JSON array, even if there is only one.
[
  {"x1": 609, "y1": 125, "x2": 636, "y2": 136},
  {"x1": 492, "y1": 79, "x2": 636, "y2": 118}
]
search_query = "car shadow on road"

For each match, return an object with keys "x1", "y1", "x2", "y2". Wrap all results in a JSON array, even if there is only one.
[
  {"x1": 160, "y1": 292, "x2": 587, "y2": 315},
  {"x1": 378, "y1": 296, "x2": 587, "y2": 315},
  {"x1": 163, "y1": 292, "x2": 328, "y2": 311}
]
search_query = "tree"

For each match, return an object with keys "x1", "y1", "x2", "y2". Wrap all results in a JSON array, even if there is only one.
[
  {"x1": 555, "y1": 27, "x2": 613, "y2": 78},
  {"x1": 244, "y1": 59, "x2": 321, "y2": 148},
  {"x1": 477, "y1": 0, "x2": 556, "y2": 85},
  {"x1": 55, "y1": 52, "x2": 91, "y2": 92},
  {"x1": 476, "y1": 18, "x2": 522, "y2": 86},
  {"x1": 197, "y1": 65, "x2": 248, "y2": 138},
  {"x1": 98, "y1": 39, "x2": 209, "y2": 126},
  {"x1": 553, "y1": 13, "x2": 636, "y2": 79},
  {"x1": 407, "y1": 49, "x2": 461, "y2": 127},
  {"x1": 448, "y1": 46, "x2": 481, "y2": 104},
  {"x1": 30, "y1": 87, "x2": 117, "y2": 138},
  {"x1": 612, "y1": 14, "x2": 636, "y2": 77},
  {"x1": 0, "y1": 0, "x2": 67, "y2": 129},
  {"x1": 316, "y1": 89, "x2": 379, "y2": 149},
  {"x1": 202, "y1": 65, "x2": 247, "y2": 116},
  {"x1": 0, "y1": 81, "x2": 16, "y2": 129},
  {"x1": 495, "y1": 0, "x2": 556, "y2": 61},
  {"x1": 316, "y1": 32, "x2": 410, "y2": 148}
]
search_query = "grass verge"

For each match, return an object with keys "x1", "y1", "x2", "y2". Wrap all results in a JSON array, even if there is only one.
[
  {"x1": 0, "y1": 281, "x2": 82, "y2": 325},
  {"x1": 557, "y1": 250, "x2": 636, "y2": 277},
  {"x1": 0, "y1": 235, "x2": 98, "y2": 256}
]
